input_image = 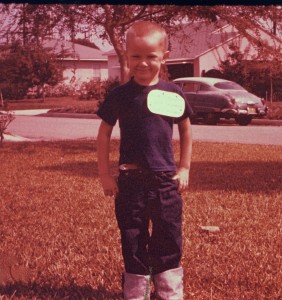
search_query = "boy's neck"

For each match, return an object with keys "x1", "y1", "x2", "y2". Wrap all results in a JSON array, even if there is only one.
[{"x1": 133, "y1": 77, "x2": 160, "y2": 86}]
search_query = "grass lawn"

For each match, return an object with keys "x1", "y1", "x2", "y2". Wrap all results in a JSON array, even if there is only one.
[{"x1": 0, "y1": 140, "x2": 281, "y2": 299}]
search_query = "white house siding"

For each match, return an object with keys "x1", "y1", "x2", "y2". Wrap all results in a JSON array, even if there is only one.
[
  {"x1": 246, "y1": 27, "x2": 281, "y2": 54},
  {"x1": 197, "y1": 42, "x2": 232, "y2": 76},
  {"x1": 105, "y1": 24, "x2": 281, "y2": 81},
  {"x1": 197, "y1": 36, "x2": 260, "y2": 76},
  {"x1": 193, "y1": 58, "x2": 201, "y2": 77},
  {"x1": 107, "y1": 55, "x2": 121, "y2": 79},
  {"x1": 61, "y1": 60, "x2": 108, "y2": 85},
  {"x1": 100, "y1": 67, "x2": 109, "y2": 81}
]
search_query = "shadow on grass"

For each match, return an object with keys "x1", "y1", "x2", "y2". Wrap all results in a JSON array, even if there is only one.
[
  {"x1": 37, "y1": 161, "x2": 117, "y2": 178},
  {"x1": 0, "y1": 282, "x2": 123, "y2": 299},
  {"x1": 189, "y1": 161, "x2": 282, "y2": 193},
  {"x1": 37, "y1": 160, "x2": 281, "y2": 193},
  {"x1": 39, "y1": 161, "x2": 99, "y2": 177}
]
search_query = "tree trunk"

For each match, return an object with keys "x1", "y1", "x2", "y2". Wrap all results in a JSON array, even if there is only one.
[
  {"x1": 0, "y1": 89, "x2": 3, "y2": 108},
  {"x1": 119, "y1": 54, "x2": 130, "y2": 84},
  {"x1": 22, "y1": 3, "x2": 27, "y2": 46},
  {"x1": 41, "y1": 85, "x2": 45, "y2": 102},
  {"x1": 273, "y1": 21, "x2": 277, "y2": 36},
  {"x1": 270, "y1": 75, "x2": 273, "y2": 108}
]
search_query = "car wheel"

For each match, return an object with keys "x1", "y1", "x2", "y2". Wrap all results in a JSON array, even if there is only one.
[
  {"x1": 235, "y1": 115, "x2": 252, "y2": 126},
  {"x1": 203, "y1": 113, "x2": 219, "y2": 125}
]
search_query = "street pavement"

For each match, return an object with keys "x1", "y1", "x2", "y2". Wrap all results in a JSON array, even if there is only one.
[{"x1": 2, "y1": 109, "x2": 282, "y2": 145}]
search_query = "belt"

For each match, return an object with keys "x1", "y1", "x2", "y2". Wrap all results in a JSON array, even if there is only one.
[
  {"x1": 119, "y1": 164, "x2": 173, "y2": 178},
  {"x1": 119, "y1": 163, "x2": 141, "y2": 171}
]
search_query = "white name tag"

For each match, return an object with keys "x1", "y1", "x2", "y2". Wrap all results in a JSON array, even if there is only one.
[{"x1": 147, "y1": 90, "x2": 185, "y2": 118}]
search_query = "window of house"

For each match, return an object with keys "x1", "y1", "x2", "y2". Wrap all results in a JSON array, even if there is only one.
[{"x1": 92, "y1": 63, "x2": 101, "y2": 79}]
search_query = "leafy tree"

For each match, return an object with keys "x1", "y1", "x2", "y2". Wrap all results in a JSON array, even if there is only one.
[
  {"x1": 72, "y1": 38, "x2": 99, "y2": 49},
  {"x1": 0, "y1": 41, "x2": 63, "y2": 100},
  {"x1": 53, "y1": 5, "x2": 282, "y2": 83},
  {"x1": 0, "y1": 3, "x2": 63, "y2": 46},
  {"x1": 1, "y1": 4, "x2": 209, "y2": 83},
  {"x1": 69, "y1": 5, "x2": 179, "y2": 83},
  {"x1": 1, "y1": 4, "x2": 281, "y2": 84},
  {"x1": 178, "y1": 6, "x2": 281, "y2": 59},
  {"x1": 218, "y1": 44, "x2": 282, "y2": 101},
  {"x1": 218, "y1": 44, "x2": 249, "y2": 87}
]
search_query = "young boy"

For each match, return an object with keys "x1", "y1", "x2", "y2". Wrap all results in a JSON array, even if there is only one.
[{"x1": 97, "y1": 21, "x2": 193, "y2": 299}]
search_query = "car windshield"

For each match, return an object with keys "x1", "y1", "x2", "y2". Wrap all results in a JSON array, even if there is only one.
[{"x1": 214, "y1": 82, "x2": 246, "y2": 91}]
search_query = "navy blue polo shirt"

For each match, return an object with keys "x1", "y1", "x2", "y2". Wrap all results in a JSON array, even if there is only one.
[{"x1": 97, "y1": 78, "x2": 193, "y2": 172}]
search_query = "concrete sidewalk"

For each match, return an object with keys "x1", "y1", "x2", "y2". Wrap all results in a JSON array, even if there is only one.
[
  {"x1": 11, "y1": 109, "x2": 51, "y2": 116},
  {"x1": 2, "y1": 109, "x2": 97, "y2": 142},
  {"x1": 9, "y1": 109, "x2": 98, "y2": 119},
  {"x1": 3, "y1": 133, "x2": 34, "y2": 142}
]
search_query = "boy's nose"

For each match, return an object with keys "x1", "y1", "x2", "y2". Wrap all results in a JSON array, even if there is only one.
[{"x1": 139, "y1": 60, "x2": 149, "y2": 66}]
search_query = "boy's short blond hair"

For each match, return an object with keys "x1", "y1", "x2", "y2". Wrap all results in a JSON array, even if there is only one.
[{"x1": 126, "y1": 21, "x2": 168, "y2": 51}]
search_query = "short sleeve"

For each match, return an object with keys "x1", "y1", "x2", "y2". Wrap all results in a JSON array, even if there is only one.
[
  {"x1": 97, "y1": 90, "x2": 119, "y2": 126},
  {"x1": 174, "y1": 88, "x2": 194, "y2": 124}
]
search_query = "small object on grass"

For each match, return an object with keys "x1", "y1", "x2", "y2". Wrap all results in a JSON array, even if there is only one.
[
  {"x1": 0, "y1": 252, "x2": 36, "y2": 285},
  {"x1": 199, "y1": 226, "x2": 220, "y2": 233}
]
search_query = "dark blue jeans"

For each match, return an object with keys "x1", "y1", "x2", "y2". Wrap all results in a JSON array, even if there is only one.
[{"x1": 115, "y1": 170, "x2": 182, "y2": 276}]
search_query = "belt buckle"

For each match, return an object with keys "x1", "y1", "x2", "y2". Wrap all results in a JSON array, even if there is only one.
[
  {"x1": 119, "y1": 164, "x2": 128, "y2": 171},
  {"x1": 119, "y1": 164, "x2": 141, "y2": 171}
]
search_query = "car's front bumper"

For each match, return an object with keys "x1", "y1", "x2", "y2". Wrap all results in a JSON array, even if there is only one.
[{"x1": 221, "y1": 107, "x2": 267, "y2": 117}]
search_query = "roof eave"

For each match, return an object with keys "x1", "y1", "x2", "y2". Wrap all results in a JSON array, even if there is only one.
[
  {"x1": 195, "y1": 33, "x2": 241, "y2": 59},
  {"x1": 166, "y1": 58, "x2": 194, "y2": 64},
  {"x1": 59, "y1": 58, "x2": 107, "y2": 62}
]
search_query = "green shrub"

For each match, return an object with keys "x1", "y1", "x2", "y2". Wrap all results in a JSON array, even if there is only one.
[
  {"x1": 1, "y1": 85, "x2": 27, "y2": 100},
  {"x1": 267, "y1": 104, "x2": 282, "y2": 119},
  {"x1": 103, "y1": 77, "x2": 120, "y2": 96},
  {"x1": 78, "y1": 78, "x2": 120, "y2": 101},
  {"x1": 44, "y1": 83, "x2": 77, "y2": 98}
]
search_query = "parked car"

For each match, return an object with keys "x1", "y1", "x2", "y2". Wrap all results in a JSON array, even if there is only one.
[{"x1": 173, "y1": 77, "x2": 268, "y2": 125}]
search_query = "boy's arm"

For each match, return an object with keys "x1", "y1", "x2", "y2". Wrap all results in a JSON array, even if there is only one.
[
  {"x1": 174, "y1": 117, "x2": 192, "y2": 192},
  {"x1": 97, "y1": 120, "x2": 118, "y2": 197}
]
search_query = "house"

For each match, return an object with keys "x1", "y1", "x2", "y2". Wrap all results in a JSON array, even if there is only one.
[
  {"x1": 106, "y1": 21, "x2": 281, "y2": 81},
  {"x1": 43, "y1": 22, "x2": 281, "y2": 89},
  {"x1": 43, "y1": 39, "x2": 108, "y2": 86}
]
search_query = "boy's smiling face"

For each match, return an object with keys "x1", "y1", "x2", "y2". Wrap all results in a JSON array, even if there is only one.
[{"x1": 126, "y1": 32, "x2": 169, "y2": 86}]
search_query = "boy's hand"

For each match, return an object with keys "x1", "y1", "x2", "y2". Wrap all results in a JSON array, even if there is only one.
[
  {"x1": 173, "y1": 167, "x2": 189, "y2": 192},
  {"x1": 100, "y1": 174, "x2": 118, "y2": 197}
]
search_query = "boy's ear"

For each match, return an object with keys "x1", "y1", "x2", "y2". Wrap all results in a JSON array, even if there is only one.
[{"x1": 162, "y1": 51, "x2": 170, "y2": 63}]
